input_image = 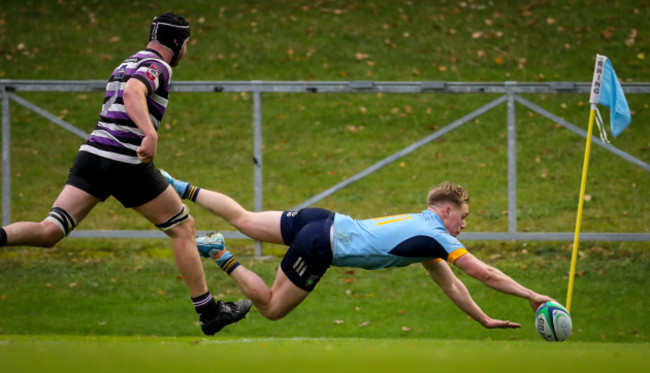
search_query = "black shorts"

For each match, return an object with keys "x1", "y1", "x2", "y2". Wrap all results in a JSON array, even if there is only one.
[
  {"x1": 280, "y1": 208, "x2": 335, "y2": 292},
  {"x1": 66, "y1": 151, "x2": 169, "y2": 208}
]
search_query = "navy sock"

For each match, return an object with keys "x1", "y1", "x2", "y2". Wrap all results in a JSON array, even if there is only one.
[
  {"x1": 216, "y1": 251, "x2": 241, "y2": 275},
  {"x1": 191, "y1": 291, "x2": 218, "y2": 319},
  {"x1": 183, "y1": 185, "x2": 201, "y2": 202}
]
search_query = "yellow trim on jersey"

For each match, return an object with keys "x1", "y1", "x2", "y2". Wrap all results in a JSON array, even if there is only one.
[
  {"x1": 424, "y1": 258, "x2": 443, "y2": 264},
  {"x1": 376, "y1": 216, "x2": 413, "y2": 226},
  {"x1": 447, "y1": 248, "x2": 469, "y2": 264}
]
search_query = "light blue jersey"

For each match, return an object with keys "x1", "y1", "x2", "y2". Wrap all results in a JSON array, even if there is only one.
[{"x1": 331, "y1": 209, "x2": 467, "y2": 270}]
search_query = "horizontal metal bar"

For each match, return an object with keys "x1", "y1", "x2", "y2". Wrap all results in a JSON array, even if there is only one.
[
  {"x1": 2, "y1": 80, "x2": 650, "y2": 94},
  {"x1": 458, "y1": 232, "x2": 650, "y2": 241},
  {"x1": 68, "y1": 230, "x2": 650, "y2": 242},
  {"x1": 69, "y1": 230, "x2": 251, "y2": 239}
]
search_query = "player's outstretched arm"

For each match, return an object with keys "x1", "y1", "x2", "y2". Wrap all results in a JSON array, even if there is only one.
[
  {"x1": 453, "y1": 253, "x2": 554, "y2": 312},
  {"x1": 422, "y1": 260, "x2": 521, "y2": 329}
]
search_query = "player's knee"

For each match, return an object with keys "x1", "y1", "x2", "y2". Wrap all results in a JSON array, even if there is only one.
[
  {"x1": 259, "y1": 307, "x2": 289, "y2": 321},
  {"x1": 37, "y1": 221, "x2": 66, "y2": 248},
  {"x1": 39, "y1": 206, "x2": 76, "y2": 247},
  {"x1": 158, "y1": 204, "x2": 194, "y2": 238}
]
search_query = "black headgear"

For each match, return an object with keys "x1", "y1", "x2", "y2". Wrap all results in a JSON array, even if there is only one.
[{"x1": 149, "y1": 12, "x2": 190, "y2": 66}]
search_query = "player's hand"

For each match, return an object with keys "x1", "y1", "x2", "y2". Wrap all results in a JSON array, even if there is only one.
[
  {"x1": 137, "y1": 134, "x2": 158, "y2": 163},
  {"x1": 482, "y1": 317, "x2": 521, "y2": 329},
  {"x1": 528, "y1": 293, "x2": 555, "y2": 312}
]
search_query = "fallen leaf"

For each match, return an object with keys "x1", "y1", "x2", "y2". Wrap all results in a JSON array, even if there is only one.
[
  {"x1": 333, "y1": 320, "x2": 344, "y2": 325},
  {"x1": 401, "y1": 326, "x2": 411, "y2": 332},
  {"x1": 601, "y1": 27, "x2": 615, "y2": 40},
  {"x1": 625, "y1": 29, "x2": 637, "y2": 47},
  {"x1": 359, "y1": 321, "x2": 371, "y2": 327}
]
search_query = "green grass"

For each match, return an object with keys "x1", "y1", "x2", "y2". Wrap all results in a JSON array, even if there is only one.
[
  {"x1": 0, "y1": 335, "x2": 648, "y2": 373},
  {"x1": 1, "y1": 244, "x2": 648, "y2": 342}
]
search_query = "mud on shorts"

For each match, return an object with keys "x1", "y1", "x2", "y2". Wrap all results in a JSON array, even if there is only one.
[
  {"x1": 280, "y1": 207, "x2": 335, "y2": 292},
  {"x1": 66, "y1": 151, "x2": 169, "y2": 208}
]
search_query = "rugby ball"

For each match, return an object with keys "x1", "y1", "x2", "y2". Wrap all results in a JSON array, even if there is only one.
[{"x1": 535, "y1": 301, "x2": 572, "y2": 342}]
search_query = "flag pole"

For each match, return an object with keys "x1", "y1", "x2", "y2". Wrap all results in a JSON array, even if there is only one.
[
  {"x1": 565, "y1": 106, "x2": 596, "y2": 312},
  {"x1": 566, "y1": 54, "x2": 606, "y2": 312}
]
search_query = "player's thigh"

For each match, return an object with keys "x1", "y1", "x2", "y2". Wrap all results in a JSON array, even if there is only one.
[
  {"x1": 51, "y1": 185, "x2": 101, "y2": 223},
  {"x1": 244, "y1": 210, "x2": 284, "y2": 243},
  {"x1": 268, "y1": 266, "x2": 311, "y2": 317},
  {"x1": 133, "y1": 186, "x2": 187, "y2": 226}
]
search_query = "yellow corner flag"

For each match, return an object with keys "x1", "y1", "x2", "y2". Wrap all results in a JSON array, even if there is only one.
[{"x1": 565, "y1": 55, "x2": 632, "y2": 312}]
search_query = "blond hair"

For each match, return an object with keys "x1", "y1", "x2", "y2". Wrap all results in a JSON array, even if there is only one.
[{"x1": 427, "y1": 181, "x2": 470, "y2": 208}]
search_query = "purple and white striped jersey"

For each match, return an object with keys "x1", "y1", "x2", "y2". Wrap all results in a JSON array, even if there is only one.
[{"x1": 79, "y1": 49, "x2": 173, "y2": 164}]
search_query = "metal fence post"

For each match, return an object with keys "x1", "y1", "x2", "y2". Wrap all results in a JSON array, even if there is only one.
[
  {"x1": 252, "y1": 81, "x2": 263, "y2": 256},
  {"x1": 1, "y1": 84, "x2": 11, "y2": 225},
  {"x1": 506, "y1": 82, "x2": 517, "y2": 233}
]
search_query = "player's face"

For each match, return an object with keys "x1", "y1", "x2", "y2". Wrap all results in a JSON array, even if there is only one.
[
  {"x1": 445, "y1": 203, "x2": 468, "y2": 237},
  {"x1": 172, "y1": 39, "x2": 189, "y2": 67}
]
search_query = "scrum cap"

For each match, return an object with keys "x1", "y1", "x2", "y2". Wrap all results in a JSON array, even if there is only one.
[{"x1": 149, "y1": 12, "x2": 190, "y2": 65}]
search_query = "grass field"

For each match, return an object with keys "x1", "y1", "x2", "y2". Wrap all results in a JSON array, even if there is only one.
[{"x1": 0, "y1": 335, "x2": 647, "y2": 373}]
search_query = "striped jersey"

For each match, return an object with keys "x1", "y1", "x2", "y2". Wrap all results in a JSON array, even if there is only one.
[
  {"x1": 331, "y1": 209, "x2": 468, "y2": 270},
  {"x1": 79, "y1": 49, "x2": 173, "y2": 164}
]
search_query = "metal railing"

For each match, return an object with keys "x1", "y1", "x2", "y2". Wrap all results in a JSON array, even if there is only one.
[{"x1": 2, "y1": 80, "x2": 649, "y2": 255}]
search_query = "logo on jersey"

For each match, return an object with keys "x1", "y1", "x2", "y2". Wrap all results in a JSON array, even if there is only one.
[
  {"x1": 115, "y1": 64, "x2": 126, "y2": 79},
  {"x1": 145, "y1": 64, "x2": 161, "y2": 81}
]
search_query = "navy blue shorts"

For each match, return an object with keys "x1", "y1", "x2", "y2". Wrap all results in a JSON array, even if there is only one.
[
  {"x1": 66, "y1": 151, "x2": 168, "y2": 208},
  {"x1": 280, "y1": 208, "x2": 335, "y2": 292}
]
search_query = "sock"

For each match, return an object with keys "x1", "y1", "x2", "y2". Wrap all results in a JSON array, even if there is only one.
[
  {"x1": 169, "y1": 176, "x2": 200, "y2": 202},
  {"x1": 182, "y1": 184, "x2": 201, "y2": 202},
  {"x1": 0, "y1": 227, "x2": 6, "y2": 247},
  {"x1": 191, "y1": 291, "x2": 218, "y2": 320},
  {"x1": 215, "y1": 250, "x2": 241, "y2": 275}
]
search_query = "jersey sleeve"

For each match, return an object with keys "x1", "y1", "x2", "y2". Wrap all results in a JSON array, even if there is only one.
[
  {"x1": 132, "y1": 61, "x2": 167, "y2": 95},
  {"x1": 435, "y1": 232, "x2": 469, "y2": 264}
]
